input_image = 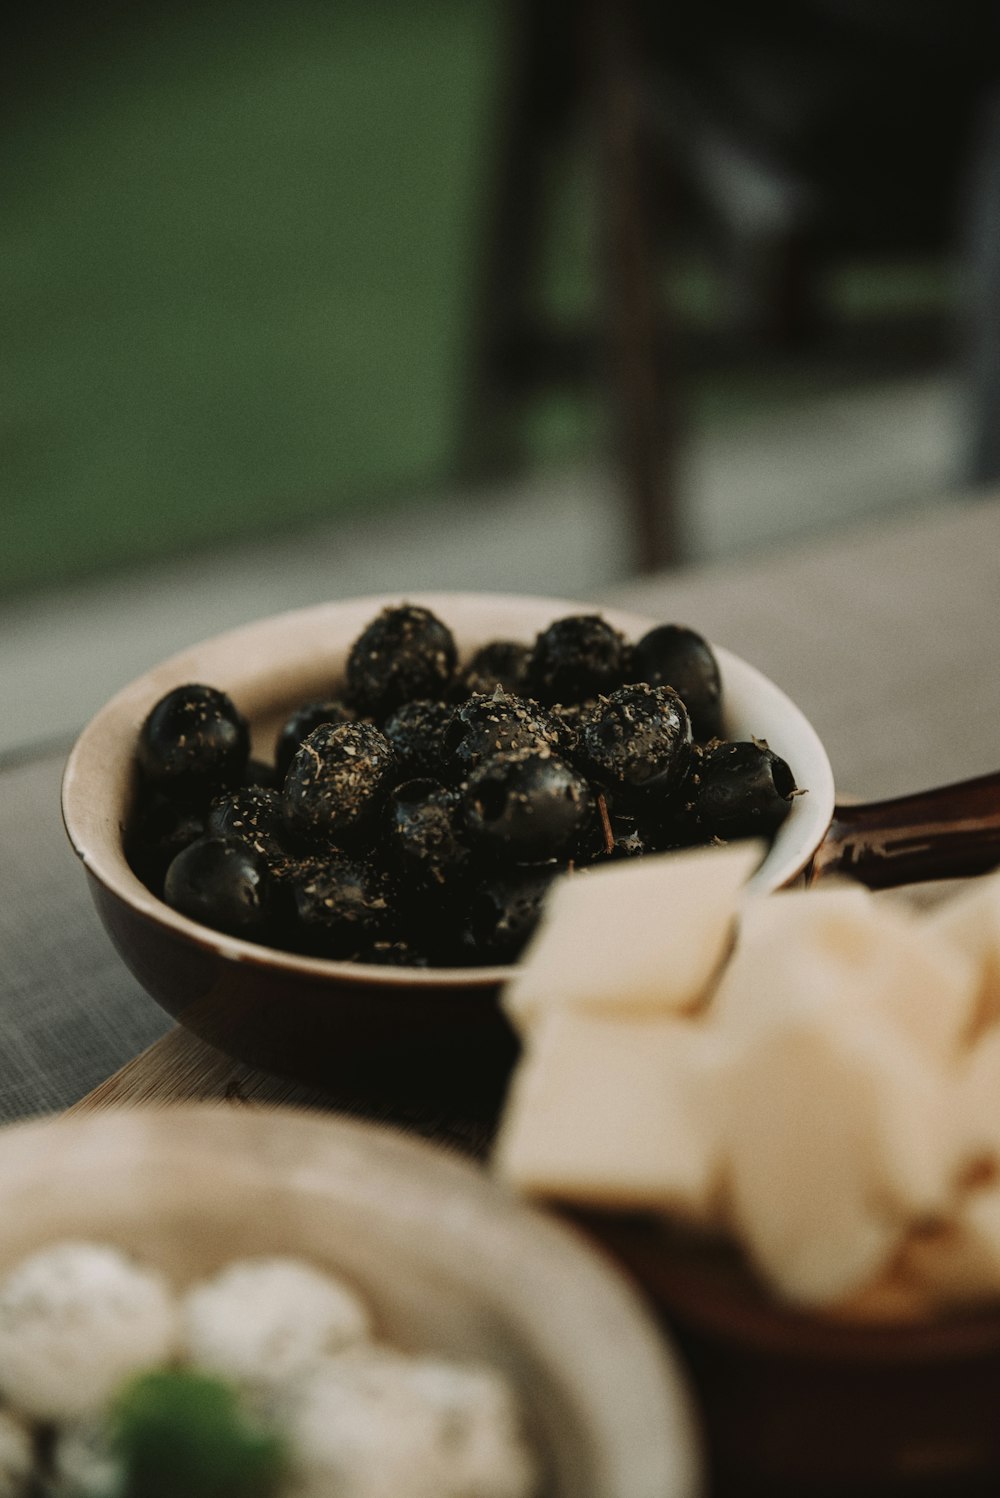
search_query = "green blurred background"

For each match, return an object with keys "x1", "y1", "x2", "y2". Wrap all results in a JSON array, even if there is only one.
[
  {"x1": 3, "y1": 0, "x2": 953, "y2": 601},
  {"x1": 3, "y1": 1, "x2": 516, "y2": 597}
]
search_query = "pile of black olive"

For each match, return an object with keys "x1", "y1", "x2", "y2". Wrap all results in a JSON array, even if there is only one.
[{"x1": 127, "y1": 605, "x2": 799, "y2": 967}]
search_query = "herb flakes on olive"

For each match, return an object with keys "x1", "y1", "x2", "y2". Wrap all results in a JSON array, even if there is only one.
[
  {"x1": 527, "y1": 615, "x2": 628, "y2": 705},
  {"x1": 282, "y1": 722, "x2": 398, "y2": 845},
  {"x1": 129, "y1": 605, "x2": 802, "y2": 968},
  {"x1": 137, "y1": 685, "x2": 249, "y2": 797},
  {"x1": 346, "y1": 604, "x2": 457, "y2": 718},
  {"x1": 463, "y1": 749, "x2": 593, "y2": 863},
  {"x1": 575, "y1": 684, "x2": 692, "y2": 801}
]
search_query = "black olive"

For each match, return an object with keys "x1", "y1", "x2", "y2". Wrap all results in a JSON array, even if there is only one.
[
  {"x1": 462, "y1": 749, "x2": 593, "y2": 863},
  {"x1": 444, "y1": 691, "x2": 558, "y2": 777},
  {"x1": 575, "y1": 684, "x2": 692, "y2": 800},
  {"x1": 138, "y1": 684, "x2": 249, "y2": 796},
  {"x1": 527, "y1": 615, "x2": 628, "y2": 704},
  {"x1": 275, "y1": 700, "x2": 355, "y2": 781},
  {"x1": 459, "y1": 640, "x2": 532, "y2": 697},
  {"x1": 282, "y1": 721, "x2": 398, "y2": 844},
  {"x1": 691, "y1": 740, "x2": 798, "y2": 840},
  {"x1": 163, "y1": 835, "x2": 280, "y2": 940},
  {"x1": 631, "y1": 624, "x2": 724, "y2": 741},
  {"x1": 206, "y1": 787, "x2": 295, "y2": 869},
  {"x1": 287, "y1": 853, "x2": 395, "y2": 958},
  {"x1": 382, "y1": 700, "x2": 453, "y2": 782},
  {"x1": 346, "y1": 604, "x2": 457, "y2": 717},
  {"x1": 383, "y1": 778, "x2": 471, "y2": 889}
]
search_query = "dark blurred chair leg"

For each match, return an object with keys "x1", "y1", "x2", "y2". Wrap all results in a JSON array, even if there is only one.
[
  {"x1": 590, "y1": 0, "x2": 682, "y2": 571},
  {"x1": 961, "y1": 86, "x2": 1000, "y2": 488},
  {"x1": 459, "y1": 0, "x2": 579, "y2": 481},
  {"x1": 463, "y1": 0, "x2": 682, "y2": 574}
]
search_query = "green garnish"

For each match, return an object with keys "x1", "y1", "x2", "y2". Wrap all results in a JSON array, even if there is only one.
[{"x1": 109, "y1": 1368, "x2": 288, "y2": 1498}]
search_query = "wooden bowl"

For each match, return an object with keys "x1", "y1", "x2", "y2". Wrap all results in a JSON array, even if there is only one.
[
  {"x1": 0, "y1": 1105, "x2": 701, "y2": 1498},
  {"x1": 61, "y1": 591, "x2": 834, "y2": 1089}
]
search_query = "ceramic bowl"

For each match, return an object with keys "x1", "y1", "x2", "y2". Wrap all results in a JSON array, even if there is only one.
[
  {"x1": 576, "y1": 1211, "x2": 1000, "y2": 1496},
  {"x1": 61, "y1": 592, "x2": 835, "y2": 1089},
  {"x1": 0, "y1": 1104, "x2": 701, "y2": 1498}
]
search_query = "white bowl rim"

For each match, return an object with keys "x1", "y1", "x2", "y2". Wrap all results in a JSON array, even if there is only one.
[{"x1": 61, "y1": 590, "x2": 836, "y2": 989}]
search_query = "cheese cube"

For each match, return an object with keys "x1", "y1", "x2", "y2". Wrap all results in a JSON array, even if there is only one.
[
  {"x1": 927, "y1": 870, "x2": 1000, "y2": 1039},
  {"x1": 503, "y1": 841, "x2": 763, "y2": 1035},
  {"x1": 955, "y1": 1026, "x2": 1000, "y2": 1166},
  {"x1": 721, "y1": 1011, "x2": 955, "y2": 1306},
  {"x1": 711, "y1": 884, "x2": 977, "y2": 1064},
  {"x1": 493, "y1": 1010, "x2": 729, "y2": 1222}
]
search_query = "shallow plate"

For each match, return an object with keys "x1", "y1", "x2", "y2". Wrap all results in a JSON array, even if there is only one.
[{"x1": 0, "y1": 1104, "x2": 701, "y2": 1498}]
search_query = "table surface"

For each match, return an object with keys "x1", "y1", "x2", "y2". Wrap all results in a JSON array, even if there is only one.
[{"x1": 3, "y1": 494, "x2": 1000, "y2": 1129}]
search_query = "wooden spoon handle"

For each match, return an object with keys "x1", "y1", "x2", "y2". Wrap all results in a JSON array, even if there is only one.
[{"x1": 807, "y1": 770, "x2": 1000, "y2": 889}]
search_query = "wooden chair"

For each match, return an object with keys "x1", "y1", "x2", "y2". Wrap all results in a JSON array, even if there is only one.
[{"x1": 463, "y1": 0, "x2": 991, "y2": 575}]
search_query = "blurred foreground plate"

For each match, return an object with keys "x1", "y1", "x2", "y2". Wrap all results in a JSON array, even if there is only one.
[{"x1": 0, "y1": 1104, "x2": 702, "y2": 1498}]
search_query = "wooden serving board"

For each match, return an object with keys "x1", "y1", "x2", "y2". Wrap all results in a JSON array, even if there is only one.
[{"x1": 72, "y1": 1025, "x2": 500, "y2": 1160}]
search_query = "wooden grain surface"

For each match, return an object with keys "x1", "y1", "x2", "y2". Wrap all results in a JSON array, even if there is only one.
[{"x1": 72, "y1": 1024, "x2": 501, "y2": 1160}]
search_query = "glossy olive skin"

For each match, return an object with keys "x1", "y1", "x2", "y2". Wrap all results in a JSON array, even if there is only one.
[
  {"x1": 282, "y1": 722, "x2": 398, "y2": 844},
  {"x1": 137, "y1": 685, "x2": 249, "y2": 796},
  {"x1": 692, "y1": 740, "x2": 797, "y2": 840},
  {"x1": 576, "y1": 684, "x2": 692, "y2": 801},
  {"x1": 346, "y1": 605, "x2": 457, "y2": 717},
  {"x1": 274, "y1": 700, "x2": 354, "y2": 781},
  {"x1": 287, "y1": 854, "x2": 395, "y2": 958},
  {"x1": 527, "y1": 615, "x2": 628, "y2": 705},
  {"x1": 163, "y1": 835, "x2": 279, "y2": 939},
  {"x1": 383, "y1": 778, "x2": 471, "y2": 890},
  {"x1": 206, "y1": 787, "x2": 293, "y2": 868},
  {"x1": 632, "y1": 624, "x2": 724, "y2": 741},
  {"x1": 444, "y1": 691, "x2": 558, "y2": 778},
  {"x1": 463, "y1": 750, "x2": 594, "y2": 862}
]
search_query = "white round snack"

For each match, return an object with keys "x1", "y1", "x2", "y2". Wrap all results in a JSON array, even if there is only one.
[
  {"x1": 286, "y1": 1349, "x2": 536, "y2": 1498},
  {"x1": 183, "y1": 1257, "x2": 371, "y2": 1388},
  {"x1": 403, "y1": 1358, "x2": 538, "y2": 1498},
  {"x1": 0, "y1": 1241, "x2": 177, "y2": 1421},
  {"x1": 0, "y1": 1409, "x2": 33, "y2": 1498},
  {"x1": 47, "y1": 1418, "x2": 122, "y2": 1498}
]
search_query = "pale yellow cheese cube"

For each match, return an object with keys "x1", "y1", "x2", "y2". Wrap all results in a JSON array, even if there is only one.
[
  {"x1": 927, "y1": 870, "x2": 1000, "y2": 1039},
  {"x1": 503, "y1": 841, "x2": 763, "y2": 1036},
  {"x1": 721, "y1": 1011, "x2": 955, "y2": 1307},
  {"x1": 954, "y1": 1026, "x2": 1000, "y2": 1166},
  {"x1": 711, "y1": 884, "x2": 977, "y2": 1065},
  {"x1": 493, "y1": 1010, "x2": 729, "y2": 1221}
]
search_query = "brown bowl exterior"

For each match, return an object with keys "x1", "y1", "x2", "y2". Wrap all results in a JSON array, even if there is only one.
[
  {"x1": 577, "y1": 1211, "x2": 1000, "y2": 1496},
  {"x1": 86, "y1": 868, "x2": 517, "y2": 1095},
  {"x1": 62, "y1": 591, "x2": 834, "y2": 1088}
]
